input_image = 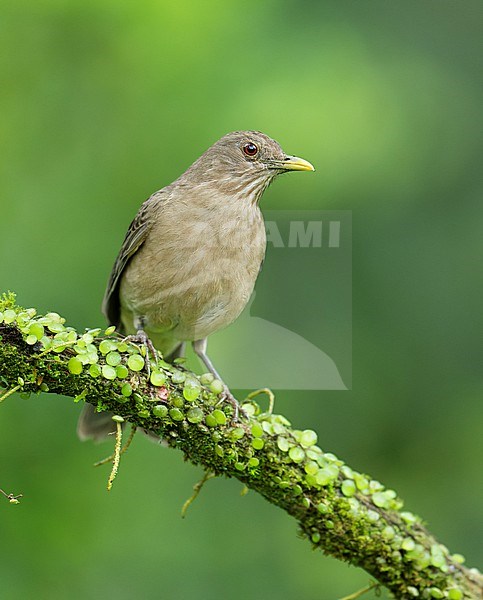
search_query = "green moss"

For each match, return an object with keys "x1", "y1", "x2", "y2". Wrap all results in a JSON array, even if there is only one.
[
  {"x1": 169, "y1": 408, "x2": 184, "y2": 421},
  {"x1": 288, "y1": 446, "x2": 305, "y2": 463},
  {"x1": 212, "y1": 409, "x2": 227, "y2": 425},
  {"x1": 205, "y1": 414, "x2": 217, "y2": 427},
  {"x1": 0, "y1": 297, "x2": 480, "y2": 600},
  {"x1": 127, "y1": 354, "x2": 145, "y2": 372},
  {"x1": 341, "y1": 480, "x2": 356, "y2": 497},
  {"x1": 121, "y1": 383, "x2": 133, "y2": 397},
  {"x1": 250, "y1": 422, "x2": 264, "y2": 438},
  {"x1": 209, "y1": 379, "x2": 223, "y2": 394},
  {"x1": 101, "y1": 365, "x2": 117, "y2": 380},
  {"x1": 251, "y1": 438, "x2": 264, "y2": 450},
  {"x1": 150, "y1": 370, "x2": 166, "y2": 386},
  {"x1": 67, "y1": 357, "x2": 83, "y2": 375},
  {"x1": 186, "y1": 407, "x2": 204, "y2": 423},
  {"x1": 230, "y1": 427, "x2": 245, "y2": 441}
]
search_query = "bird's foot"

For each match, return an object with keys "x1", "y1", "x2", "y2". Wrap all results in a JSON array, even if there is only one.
[
  {"x1": 218, "y1": 386, "x2": 249, "y2": 425},
  {"x1": 123, "y1": 330, "x2": 158, "y2": 374}
]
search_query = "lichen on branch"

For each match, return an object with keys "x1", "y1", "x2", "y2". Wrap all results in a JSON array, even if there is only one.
[{"x1": 0, "y1": 292, "x2": 481, "y2": 600}]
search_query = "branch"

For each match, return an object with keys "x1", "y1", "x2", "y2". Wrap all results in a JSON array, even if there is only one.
[{"x1": 0, "y1": 293, "x2": 481, "y2": 600}]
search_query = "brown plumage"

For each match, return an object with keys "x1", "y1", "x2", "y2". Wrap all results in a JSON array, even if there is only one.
[{"x1": 78, "y1": 130, "x2": 314, "y2": 440}]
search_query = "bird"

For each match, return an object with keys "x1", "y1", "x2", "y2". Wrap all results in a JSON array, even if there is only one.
[{"x1": 77, "y1": 130, "x2": 314, "y2": 441}]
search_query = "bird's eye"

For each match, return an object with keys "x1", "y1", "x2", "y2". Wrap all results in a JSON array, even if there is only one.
[{"x1": 243, "y1": 142, "x2": 258, "y2": 157}]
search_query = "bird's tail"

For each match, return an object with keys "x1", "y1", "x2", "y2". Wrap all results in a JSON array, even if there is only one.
[{"x1": 77, "y1": 403, "x2": 120, "y2": 442}]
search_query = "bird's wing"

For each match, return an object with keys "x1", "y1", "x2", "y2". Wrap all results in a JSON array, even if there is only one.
[{"x1": 102, "y1": 193, "x2": 162, "y2": 327}]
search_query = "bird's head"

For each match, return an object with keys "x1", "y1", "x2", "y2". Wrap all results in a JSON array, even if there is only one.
[{"x1": 181, "y1": 130, "x2": 314, "y2": 203}]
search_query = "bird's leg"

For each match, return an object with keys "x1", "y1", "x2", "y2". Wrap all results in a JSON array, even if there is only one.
[
  {"x1": 123, "y1": 316, "x2": 158, "y2": 373},
  {"x1": 192, "y1": 338, "x2": 245, "y2": 423}
]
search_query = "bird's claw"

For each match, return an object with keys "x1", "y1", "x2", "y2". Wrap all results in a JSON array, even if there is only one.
[
  {"x1": 123, "y1": 330, "x2": 158, "y2": 374},
  {"x1": 218, "y1": 387, "x2": 249, "y2": 426}
]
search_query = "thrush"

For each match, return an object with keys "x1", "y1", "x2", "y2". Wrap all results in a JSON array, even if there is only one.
[{"x1": 78, "y1": 130, "x2": 314, "y2": 440}]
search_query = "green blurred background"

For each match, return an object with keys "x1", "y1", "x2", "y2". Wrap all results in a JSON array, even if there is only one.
[{"x1": 1, "y1": 1, "x2": 482, "y2": 598}]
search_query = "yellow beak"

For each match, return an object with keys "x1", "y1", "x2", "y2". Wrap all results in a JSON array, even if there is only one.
[{"x1": 282, "y1": 155, "x2": 315, "y2": 172}]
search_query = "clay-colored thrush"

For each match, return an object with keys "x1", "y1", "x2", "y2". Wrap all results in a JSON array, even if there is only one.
[{"x1": 78, "y1": 130, "x2": 314, "y2": 440}]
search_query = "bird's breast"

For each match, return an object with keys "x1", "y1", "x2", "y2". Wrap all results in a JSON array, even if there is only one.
[{"x1": 119, "y1": 197, "x2": 266, "y2": 344}]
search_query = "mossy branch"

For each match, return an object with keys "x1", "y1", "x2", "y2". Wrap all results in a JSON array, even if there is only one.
[{"x1": 0, "y1": 293, "x2": 481, "y2": 600}]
